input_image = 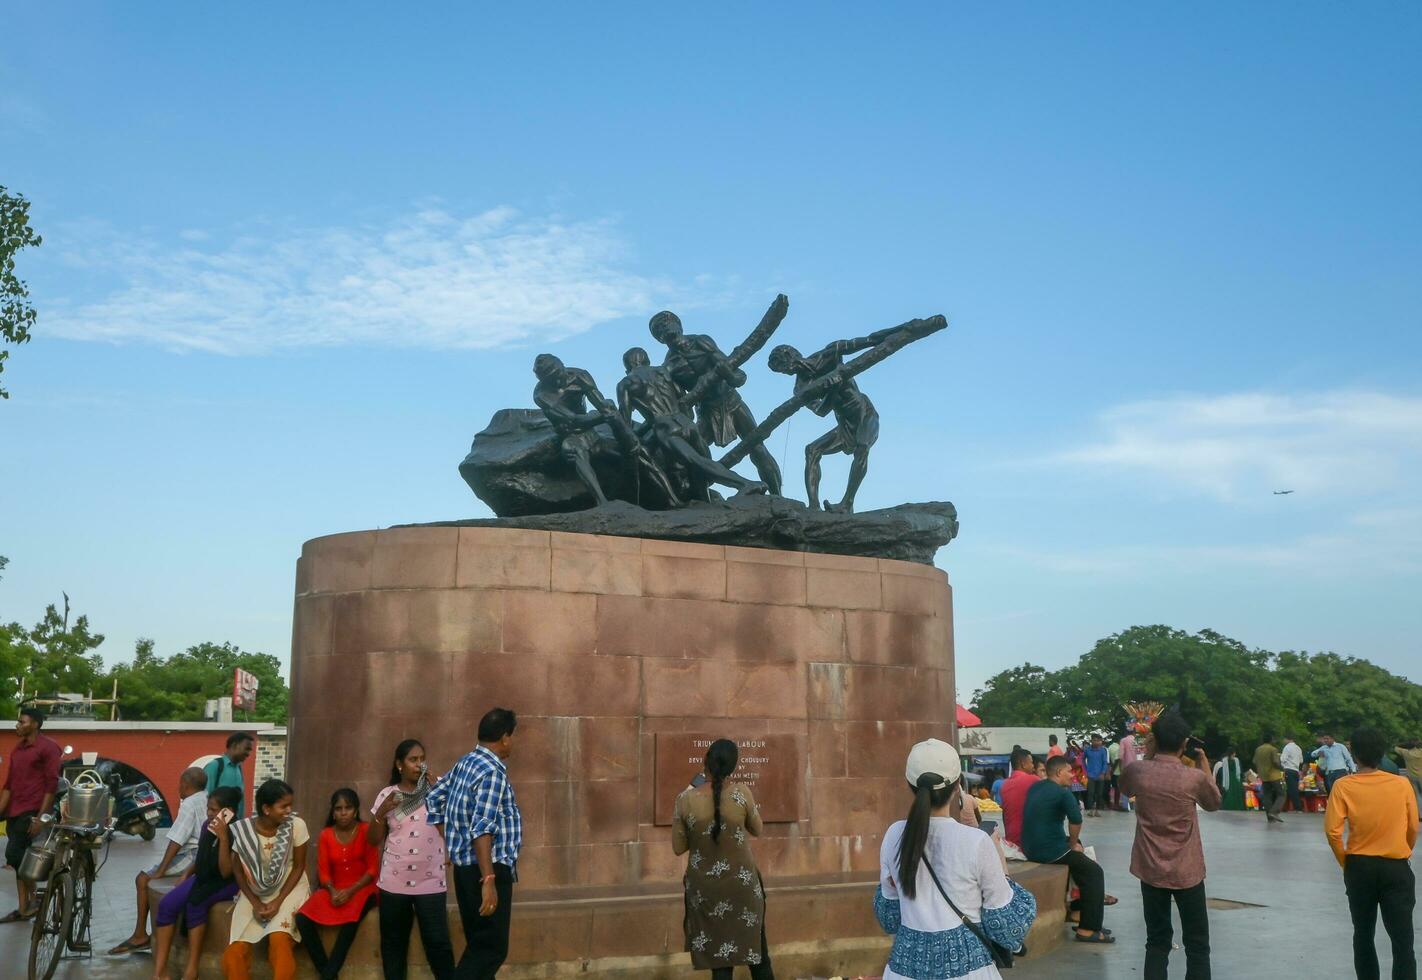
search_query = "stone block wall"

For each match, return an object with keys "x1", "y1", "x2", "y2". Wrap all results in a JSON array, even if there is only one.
[
  {"x1": 253, "y1": 728, "x2": 287, "y2": 785},
  {"x1": 288, "y1": 526, "x2": 954, "y2": 891}
]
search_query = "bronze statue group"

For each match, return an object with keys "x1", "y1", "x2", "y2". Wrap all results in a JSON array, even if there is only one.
[{"x1": 532, "y1": 295, "x2": 945, "y2": 515}]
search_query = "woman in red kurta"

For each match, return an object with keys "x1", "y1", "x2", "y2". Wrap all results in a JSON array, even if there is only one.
[{"x1": 294, "y1": 789, "x2": 379, "y2": 979}]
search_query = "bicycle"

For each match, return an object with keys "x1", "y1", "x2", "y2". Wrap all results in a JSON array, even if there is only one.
[{"x1": 24, "y1": 781, "x2": 115, "y2": 980}]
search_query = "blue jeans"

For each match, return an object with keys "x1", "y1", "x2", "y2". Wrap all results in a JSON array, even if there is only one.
[{"x1": 1324, "y1": 769, "x2": 1349, "y2": 794}]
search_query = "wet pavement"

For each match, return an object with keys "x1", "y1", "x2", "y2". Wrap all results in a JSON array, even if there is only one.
[
  {"x1": 3, "y1": 809, "x2": 1419, "y2": 978},
  {"x1": 1010, "y1": 806, "x2": 1421, "y2": 979}
]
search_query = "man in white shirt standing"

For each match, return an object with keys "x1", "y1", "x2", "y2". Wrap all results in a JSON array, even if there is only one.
[
  {"x1": 1281, "y1": 736, "x2": 1305, "y2": 814},
  {"x1": 107, "y1": 766, "x2": 208, "y2": 955},
  {"x1": 1311, "y1": 734, "x2": 1357, "y2": 795}
]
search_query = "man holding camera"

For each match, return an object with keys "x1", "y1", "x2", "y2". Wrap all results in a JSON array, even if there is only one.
[{"x1": 1119, "y1": 711, "x2": 1222, "y2": 980}]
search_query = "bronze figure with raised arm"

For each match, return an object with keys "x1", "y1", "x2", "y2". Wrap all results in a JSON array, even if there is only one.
[{"x1": 767, "y1": 324, "x2": 908, "y2": 513}]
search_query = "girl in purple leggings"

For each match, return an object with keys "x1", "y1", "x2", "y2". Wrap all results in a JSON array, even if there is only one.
[{"x1": 150, "y1": 785, "x2": 243, "y2": 980}]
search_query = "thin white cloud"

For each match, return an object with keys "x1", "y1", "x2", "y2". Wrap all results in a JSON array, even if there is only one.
[
  {"x1": 992, "y1": 505, "x2": 1422, "y2": 579},
  {"x1": 1053, "y1": 391, "x2": 1422, "y2": 500},
  {"x1": 42, "y1": 207, "x2": 680, "y2": 355}
]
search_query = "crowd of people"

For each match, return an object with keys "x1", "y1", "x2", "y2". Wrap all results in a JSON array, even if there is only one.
[
  {"x1": 4, "y1": 702, "x2": 1420, "y2": 979},
  {"x1": 982, "y1": 720, "x2": 1420, "y2": 980},
  {"x1": 0, "y1": 706, "x2": 521, "y2": 980}
]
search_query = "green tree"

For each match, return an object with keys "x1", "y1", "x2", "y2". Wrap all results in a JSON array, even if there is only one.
[
  {"x1": 1064, "y1": 626, "x2": 1285, "y2": 748},
  {"x1": 1273, "y1": 651, "x2": 1422, "y2": 744},
  {"x1": 969, "y1": 624, "x2": 1422, "y2": 755},
  {"x1": 970, "y1": 663, "x2": 1073, "y2": 727},
  {"x1": 0, "y1": 621, "x2": 27, "y2": 718},
  {"x1": 1, "y1": 186, "x2": 43, "y2": 399},
  {"x1": 21, "y1": 599, "x2": 107, "y2": 697},
  {"x1": 109, "y1": 639, "x2": 289, "y2": 723}
]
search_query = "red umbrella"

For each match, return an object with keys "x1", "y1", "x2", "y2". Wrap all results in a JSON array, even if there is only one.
[{"x1": 956, "y1": 704, "x2": 982, "y2": 728}]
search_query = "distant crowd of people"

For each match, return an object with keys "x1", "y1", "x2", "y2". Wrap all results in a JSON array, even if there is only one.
[{"x1": 979, "y1": 721, "x2": 1419, "y2": 980}]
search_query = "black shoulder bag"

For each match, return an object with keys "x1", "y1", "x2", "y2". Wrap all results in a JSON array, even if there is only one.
[{"x1": 922, "y1": 857, "x2": 1022, "y2": 969}]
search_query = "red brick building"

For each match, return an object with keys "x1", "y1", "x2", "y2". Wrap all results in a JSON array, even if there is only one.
[{"x1": 0, "y1": 720, "x2": 285, "y2": 818}]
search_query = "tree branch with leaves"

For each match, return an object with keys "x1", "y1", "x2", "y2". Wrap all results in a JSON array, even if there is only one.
[{"x1": 1, "y1": 185, "x2": 43, "y2": 399}]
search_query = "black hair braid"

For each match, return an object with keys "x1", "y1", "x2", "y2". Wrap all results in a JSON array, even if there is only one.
[
  {"x1": 711, "y1": 770, "x2": 725, "y2": 843},
  {"x1": 703, "y1": 738, "x2": 738, "y2": 844}
]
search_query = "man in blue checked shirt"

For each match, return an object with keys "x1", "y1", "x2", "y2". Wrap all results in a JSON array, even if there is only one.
[
  {"x1": 426, "y1": 707, "x2": 523, "y2": 978},
  {"x1": 1310, "y1": 733, "x2": 1357, "y2": 795}
]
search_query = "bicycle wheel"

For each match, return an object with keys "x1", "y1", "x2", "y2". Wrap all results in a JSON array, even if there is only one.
[
  {"x1": 28, "y1": 870, "x2": 71, "y2": 980},
  {"x1": 66, "y1": 849, "x2": 94, "y2": 951}
]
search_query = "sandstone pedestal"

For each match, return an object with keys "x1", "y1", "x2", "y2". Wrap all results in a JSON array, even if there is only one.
[{"x1": 287, "y1": 526, "x2": 970, "y2": 976}]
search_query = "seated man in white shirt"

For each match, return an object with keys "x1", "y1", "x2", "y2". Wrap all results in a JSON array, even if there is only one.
[{"x1": 107, "y1": 766, "x2": 208, "y2": 955}]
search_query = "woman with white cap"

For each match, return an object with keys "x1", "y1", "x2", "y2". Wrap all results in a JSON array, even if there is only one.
[{"x1": 875, "y1": 739, "x2": 1037, "y2": 979}]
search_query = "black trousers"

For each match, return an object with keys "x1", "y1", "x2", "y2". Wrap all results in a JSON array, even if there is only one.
[
  {"x1": 1087, "y1": 778, "x2": 1110, "y2": 810},
  {"x1": 1344, "y1": 855, "x2": 1416, "y2": 980},
  {"x1": 1141, "y1": 880, "x2": 1210, "y2": 979},
  {"x1": 1284, "y1": 770, "x2": 1303, "y2": 812},
  {"x1": 1260, "y1": 779, "x2": 1285, "y2": 818},
  {"x1": 379, "y1": 888, "x2": 456, "y2": 980},
  {"x1": 452, "y1": 863, "x2": 514, "y2": 979},
  {"x1": 295, "y1": 893, "x2": 376, "y2": 979},
  {"x1": 1050, "y1": 850, "x2": 1105, "y2": 932}
]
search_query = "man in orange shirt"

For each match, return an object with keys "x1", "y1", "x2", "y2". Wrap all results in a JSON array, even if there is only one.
[{"x1": 1324, "y1": 727, "x2": 1419, "y2": 980}]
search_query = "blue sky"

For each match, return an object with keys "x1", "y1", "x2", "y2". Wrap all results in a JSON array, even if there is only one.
[{"x1": 2, "y1": 4, "x2": 1419, "y2": 703}]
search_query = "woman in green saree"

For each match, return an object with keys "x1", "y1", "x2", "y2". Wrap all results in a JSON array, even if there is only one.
[{"x1": 1213, "y1": 748, "x2": 1247, "y2": 810}]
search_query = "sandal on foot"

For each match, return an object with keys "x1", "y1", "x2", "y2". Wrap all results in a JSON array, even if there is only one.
[
  {"x1": 1075, "y1": 930, "x2": 1116, "y2": 944},
  {"x1": 1103, "y1": 895, "x2": 1119, "y2": 906},
  {"x1": 0, "y1": 909, "x2": 33, "y2": 924},
  {"x1": 107, "y1": 939, "x2": 147, "y2": 954}
]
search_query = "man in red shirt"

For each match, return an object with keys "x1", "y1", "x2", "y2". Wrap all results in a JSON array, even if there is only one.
[
  {"x1": 999, "y1": 745, "x2": 1041, "y2": 847},
  {"x1": 1, "y1": 706, "x2": 62, "y2": 921}
]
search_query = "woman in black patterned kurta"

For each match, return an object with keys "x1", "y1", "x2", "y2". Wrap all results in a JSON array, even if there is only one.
[{"x1": 672, "y1": 739, "x2": 774, "y2": 979}]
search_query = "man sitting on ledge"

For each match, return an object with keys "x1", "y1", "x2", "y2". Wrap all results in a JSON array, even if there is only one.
[{"x1": 1020, "y1": 755, "x2": 1115, "y2": 944}]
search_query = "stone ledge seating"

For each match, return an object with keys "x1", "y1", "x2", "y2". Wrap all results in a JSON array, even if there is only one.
[{"x1": 147, "y1": 863, "x2": 1067, "y2": 978}]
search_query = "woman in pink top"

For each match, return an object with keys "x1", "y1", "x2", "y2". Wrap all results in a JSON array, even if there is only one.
[{"x1": 368, "y1": 739, "x2": 454, "y2": 980}]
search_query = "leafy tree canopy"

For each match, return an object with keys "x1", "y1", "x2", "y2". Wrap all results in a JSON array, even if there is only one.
[
  {"x1": 110, "y1": 639, "x2": 289, "y2": 724},
  {"x1": 0, "y1": 185, "x2": 42, "y2": 399},
  {"x1": 970, "y1": 624, "x2": 1422, "y2": 756},
  {"x1": 22, "y1": 601, "x2": 107, "y2": 698},
  {"x1": 1, "y1": 579, "x2": 288, "y2": 723}
]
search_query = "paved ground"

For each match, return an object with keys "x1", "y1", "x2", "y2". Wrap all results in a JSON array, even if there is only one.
[
  {"x1": 1, "y1": 832, "x2": 159, "y2": 978},
  {"x1": 1, "y1": 809, "x2": 1418, "y2": 978},
  {"x1": 1011, "y1": 806, "x2": 1421, "y2": 979}
]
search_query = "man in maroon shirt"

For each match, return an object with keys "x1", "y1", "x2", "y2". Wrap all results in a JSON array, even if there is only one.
[
  {"x1": 1119, "y1": 710, "x2": 1222, "y2": 980},
  {"x1": 1, "y1": 706, "x2": 62, "y2": 921},
  {"x1": 999, "y1": 745, "x2": 1041, "y2": 847}
]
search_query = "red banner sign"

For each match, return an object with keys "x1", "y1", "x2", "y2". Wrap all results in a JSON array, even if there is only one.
[{"x1": 233, "y1": 667, "x2": 260, "y2": 711}]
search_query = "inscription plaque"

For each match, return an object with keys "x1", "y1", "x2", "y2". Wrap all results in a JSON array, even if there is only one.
[{"x1": 654, "y1": 733, "x2": 804, "y2": 825}]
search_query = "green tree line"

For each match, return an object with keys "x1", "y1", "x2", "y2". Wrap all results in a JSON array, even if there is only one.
[
  {"x1": 1, "y1": 564, "x2": 288, "y2": 723},
  {"x1": 970, "y1": 624, "x2": 1422, "y2": 756}
]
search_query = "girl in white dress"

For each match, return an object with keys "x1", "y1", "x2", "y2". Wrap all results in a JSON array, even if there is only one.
[
  {"x1": 222, "y1": 779, "x2": 311, "y2": 980},
  {"x1": 875, "y1": 740, "x2": 1037, "y2": 980}
]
